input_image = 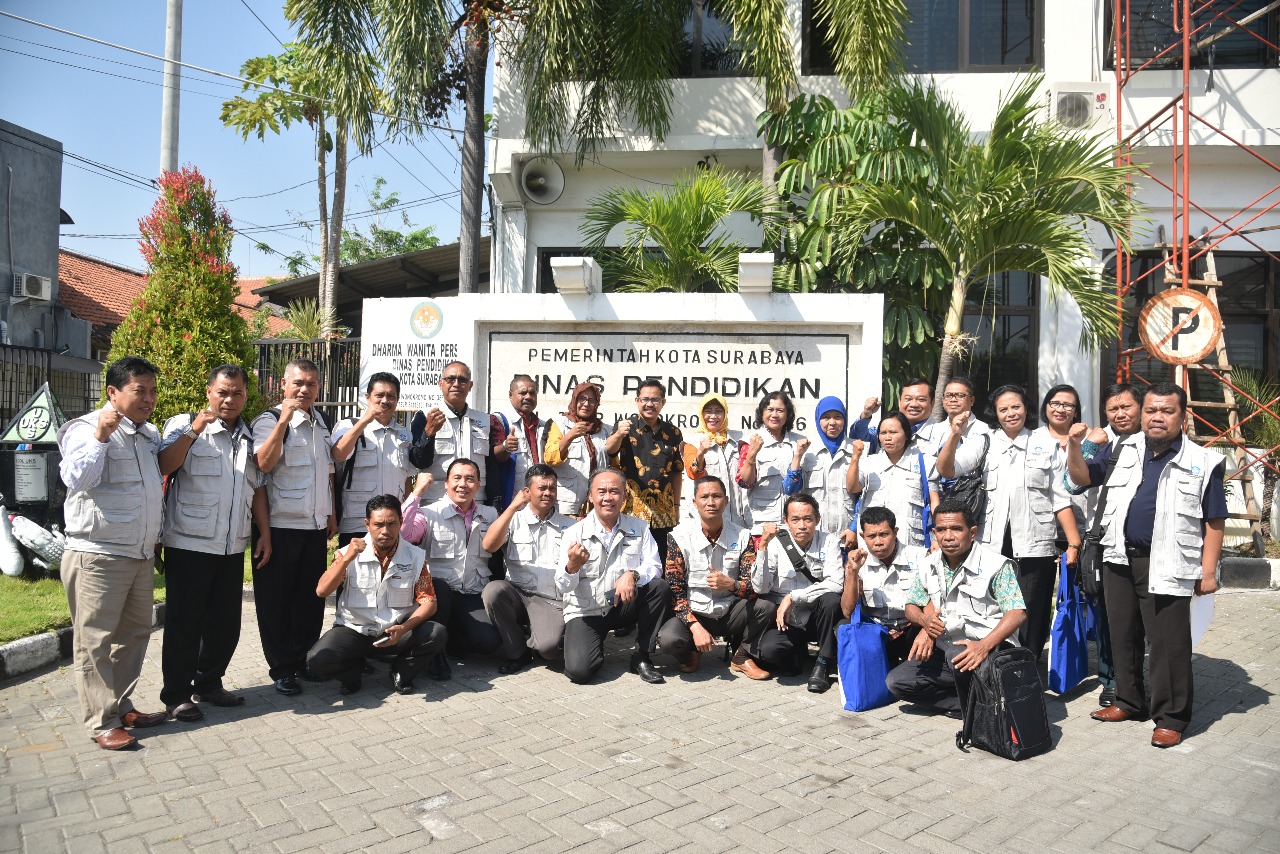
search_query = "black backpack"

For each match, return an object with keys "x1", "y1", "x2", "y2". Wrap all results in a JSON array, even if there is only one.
[
  {"x1": 955, "y1": 645, "x2": 1052, "y2": 761},
  {"x1": 941, "y1": 432, "x2": 989, "y2": 522}
]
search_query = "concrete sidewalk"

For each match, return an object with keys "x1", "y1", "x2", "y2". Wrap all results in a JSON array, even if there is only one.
[{"x1": 2, "y1": 590, "x2": 1278, "y2": 853}]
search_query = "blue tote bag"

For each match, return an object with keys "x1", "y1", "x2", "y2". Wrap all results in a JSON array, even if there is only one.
[
  {"x1": 836, "y1": 603, "x2": 894, "y2": 712},
  {"x1": 1048, "y1": 554, "x2": 1090, "y2": 694}
]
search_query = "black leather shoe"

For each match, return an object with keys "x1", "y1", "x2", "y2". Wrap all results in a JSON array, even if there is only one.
[
  {"x1": 1099, "y1": 686, "x2": 1116, "y2": 707},
  {"x1": 274, "y1": 676, "x2": 302, "y2": 696},
  {"x1": 629, "y1": 658, "x2": 665, "y2": 684},
  {"x1": 425, "y1": 653, "x2": 451, "y2": 681},
  {"x1": 362, "y1": 661, "x2": 376, "y2": 675},
  {"x1": 339, "y1": 678, "x2": 361, "y2": 696},
  {"x1": 806, "y1": 663, "x2": 831, "y2": 694},
  {"x1": 299, "y1": 666, "x2": 325, "y2": 683},
  {"x1": 499, "y1": 650, "x2": 533, "y2": 675},
  {"x1": 390, "y1": 670, "x2": 414, "y2": 695}
]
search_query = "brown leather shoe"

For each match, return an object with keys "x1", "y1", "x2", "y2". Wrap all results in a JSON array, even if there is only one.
[
  {"x1": 120, "y1": 710, "x2": 167, "y2": 729},
  {"x1": 678, "y1": 650, "x2": 702, "y2": 674},
  {"x1": 94, "y1": 727, "x2": 138, "y2": 751},
  {"x1": 1151, "y1": 727, "x2": 1183, "y2": 748},
  {"x1": 729, "y1": 649, "x2": 771, "y2": 680},
  {"x1": 1091, "y1": 705, "x2": 1138, "y2": 722},
  {"x1": 192, "y1": 687, "x2": 244, "y2": 707}
]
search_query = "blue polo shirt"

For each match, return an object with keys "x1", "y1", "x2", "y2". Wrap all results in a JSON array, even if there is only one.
[{"x1": 1084, "y1": 434, "x2": 1229, "y2": 550}]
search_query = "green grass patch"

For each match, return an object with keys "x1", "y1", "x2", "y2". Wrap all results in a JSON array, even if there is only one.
[{"x1": 0, "y1": 569, "x2": 167, "y2": 645}]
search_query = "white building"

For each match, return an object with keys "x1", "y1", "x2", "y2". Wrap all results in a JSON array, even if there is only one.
[{"x1": 488, "y1": 0, "x2": 1280, "y2": 421}]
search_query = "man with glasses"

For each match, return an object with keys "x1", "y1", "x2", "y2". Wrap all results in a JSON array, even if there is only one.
[
  {"x1": 409, "y1": 361, "x2": 509, "y2": 505},
  {"x1": 915, "y1": 377, "x2": 990, "y2": 457},
  {"x1": 848, "y1": 377, "x2": 936, "y2": 455},
  {"x1": 616, "y1": 380, "x2": 684, "y2": 561}
]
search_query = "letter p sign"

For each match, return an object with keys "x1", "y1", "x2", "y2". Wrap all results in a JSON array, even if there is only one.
[{"x1": 1169, "y1": 306, "x2": 1200, "y2": 351}]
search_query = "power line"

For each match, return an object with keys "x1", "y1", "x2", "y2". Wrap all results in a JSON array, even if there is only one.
[
  {"x1": 238, "y1": 0, "x2": 286, "y2": 47},
  {"x1": 0, "y1": 45, "x2": 238, "y2": 100},
  {"x1": 223, "y1": 178, "x2": 315, "y2": 203}
]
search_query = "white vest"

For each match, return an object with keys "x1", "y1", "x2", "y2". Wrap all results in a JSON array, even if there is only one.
[
  {"x1": 334, "y1": 419, "x2": 414, "y2": 533},
  {"x1": 162, "y1": 414, "x2": 260, "y2": 555},
  {"x1": 976, "y1": 427, "x2": 1060, "y2": 557},
  {"x1": 668, "y1": 518, "x2": 750, "y2": 619},
  {"x1": 504, "y1": 505, "x2": 574, "y2": 600},
  {"x1": 251, "y1": 408, "x2": 332, "y2": 530},
  {"x1": 556, "y1": 513, "x2": 652, "y2": 620},
  {"x1": 1098, "y1": 434, "x2": 1223, "y2": 596},
  {"x1": 500, "y1": 409, "x2": 546, "y2": 491},
  {"x1": 757, "y1": 530, "x2": 844, "y2": 628},
  {"x1": 423, "y1": 408, "x2": 491, "y2": 504},
  {"x1": 548, "y1": 414, "x2": 612, "y2": 517},
  {"x1": 859, "y1": 542, "x2": 928, "y2": 625},
  {"x1": 744, "y1": 428, "x2": 803, "y2": 530},
  {"x1": 917, "y1": 543, "x2": 1017, "y2": 643},
  {"x1": 422, "y1": 498, "x2": 496, "y2": 594},
  {"x1": 58, "y1": 409, "x2": 163, "y2": 560},
  {"x1": 803, "y1": 444, "x2": 855, "y2": 535},
  {"x1": 679, "y1": 432, "x2": 749, "y2": 530},
  {"x1": 334, "y1": 539, "x2": 426, "y2": 633}
]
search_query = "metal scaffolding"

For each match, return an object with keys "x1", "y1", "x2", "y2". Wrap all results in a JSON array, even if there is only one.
[{"x1": 1112, "y1": 0, "x2": 1280, "y2": 552}]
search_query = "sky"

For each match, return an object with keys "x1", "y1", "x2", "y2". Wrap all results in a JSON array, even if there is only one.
[{"x1": 0, "y1": 0, "x2": 472, "y2": 278}]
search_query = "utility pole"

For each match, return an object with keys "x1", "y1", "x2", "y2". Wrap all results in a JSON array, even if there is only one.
[{"x1": 159, "y1": 0, "x2": 183, "y2": 175}]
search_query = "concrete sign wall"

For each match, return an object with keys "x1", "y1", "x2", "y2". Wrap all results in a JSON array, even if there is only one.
[{"x1": 359, "y1": 293, "x2": 883, "y2": 429}]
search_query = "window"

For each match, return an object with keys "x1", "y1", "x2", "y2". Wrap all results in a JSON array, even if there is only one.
[
  {"x1": 677, "y1": 1, "x2": 745, "y2": 77},
  {"x1": 1103, "y1": 250, "x2": 1280, "y2": 430},
  {"x1": 960, "y1": 271, "x2": 1039, "y2": 419},
  {"x1": 804, "y1": 0, "x2": 1041, "y2": 75},
  {"x1": 1106, "y1": 1, "x2": 1279, "y2": 70},
  {"x1": 536, "y1": 248, "x2": 587, "y2": 294}
]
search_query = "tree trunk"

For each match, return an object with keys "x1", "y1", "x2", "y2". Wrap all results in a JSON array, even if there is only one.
[
  {"x1": 458, "y1": 22, "x2": 489, "y2": 295},
  {"x1": 315, "y1": 112, "x2": 330, "y2": 323},
  {"x1": 325, "y1": 126, "x2": 348, "y2": 334},
  {"x1": 932, "y1": 271, "x2": 970, "y2": 421}
]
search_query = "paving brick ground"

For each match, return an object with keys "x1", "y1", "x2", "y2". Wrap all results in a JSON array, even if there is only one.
[{"x1": 2, "y1": 589, "x2": 1279, "y2": 853}]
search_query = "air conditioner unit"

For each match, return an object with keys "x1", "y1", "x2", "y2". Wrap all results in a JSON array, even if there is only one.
[
  {"x1": 11, "y1": 273, "x2": 52, "y2": 301},
  {"x1": 1049, "y1": 82, "x2": 1113, "y2": 131}
]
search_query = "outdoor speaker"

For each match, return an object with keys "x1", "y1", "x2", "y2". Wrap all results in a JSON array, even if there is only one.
[{"x1": 520, "y1": 158, "x2": 565, "y2": 205}]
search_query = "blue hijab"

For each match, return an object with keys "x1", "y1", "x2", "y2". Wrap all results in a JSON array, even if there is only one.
[{"x1": 815, "y1": 396, "x2": 847, "y2": 456}]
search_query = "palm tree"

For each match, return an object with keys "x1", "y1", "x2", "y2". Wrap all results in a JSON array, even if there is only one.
[
  {"x1": 581, "y1": 167, "x2": 771, "y2": 292},
  {"x1": 285, "y1": 0, "x2": 909, "y2": 296},
  {"x1": 779, "y1": 75, "x2": 1143, "y2": 417}
]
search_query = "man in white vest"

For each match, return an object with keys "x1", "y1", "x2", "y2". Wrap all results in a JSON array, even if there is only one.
[
  {"x1": 557, "y1": 468, "x2": 670, "y2": 684},
  {"x1": 657, "y1": 475, "x2": 774, "y2": 679},
  {"x1": 885, "y1": 499, "x2": 1026, "y2": 717},
  {"x1": 331, "y1": 372, "x2": 417, "y2": 547},
  {"x1": 158, "y1": 364, "x2": 270, "y2": 722},
  {"x1": 480, "y1": 463, "x2": 574, "y2": 673},
  {"x1": 420, "y1": 458, "x2": 501, "y2": 677},
  {"x1": 409, "y1": 361, "x2": 509, "y2": 505},
  {"x1": 306, "y1": 494, "x2": 447, "y2": 695},
  {"x1": 1066, "y1": 381, "x2": 1227, "y2": 748},
  {"x1": 914, "y1": 377, "x2": 991, "y2": 457},
  {"x1": 490, "y1": 374, "x2": 545, "y2": 511},
  {"x1": 251, "y1": 357, "x2": 336, "y2": 697},
  {"x1": 845, "y1": 505, "x2": 928, "y2": 667},
  {"x1": 58, "y1": 357, "x2": 167, "y2": 750}
]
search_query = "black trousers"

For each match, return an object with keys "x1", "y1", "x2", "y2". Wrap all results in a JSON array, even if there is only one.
[
  {"x1": 756, "y1": 591, "x2": 845, "y2": 672},
  {"x1": 886, "y1": 637, "x2": 993, "y2": 714},
  {"x1": 252, "y1": 527, "x2": 329, "y2": 681},
  {"x1": 160, "y1": 548, "x2": 245, "y2": 707},
  {"x1": 306, "y1": 622, "x2": 447, "y2": 685},
  {"x1": 881, "y1": 624, "x2": 921, "y2": 668},
  {"x1": 432, "y1": 584, "x2": 502, "y2": 655},
  {"x1": 1012, "y1": 556, "x2": 1057, "y2": 661},
  {"x1": 1104, "y1": 558, "x2": 1193, "y2": 731},
  {"x1": 563, "y1": 578, "x2": 671, "y2": 684},
  {"x1": 651, "y1": 527, "x2": 674, "y2": 563},
  {"x1": 657, "y1": 597, "x2": 775, "y2": 662},
  {"x1": 1094, "y1": 574, "x2": 1116, "y2": 689}
]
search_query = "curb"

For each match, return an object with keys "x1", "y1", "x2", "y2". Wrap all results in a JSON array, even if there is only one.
[
  {"x1": 0, "y1": 602, "x2": 166, "y2": 682},
  {"x1": 1221, "y1": 557, "x2": 1280, "y2": 590}
]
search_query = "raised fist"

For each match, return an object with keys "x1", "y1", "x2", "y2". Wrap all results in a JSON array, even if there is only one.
[
  {"x1": 423, "y1": 408, "x2": 446, "y2": 437},
  {"x1": 850, "y1": 439, "x2": 865, "y2": 458},
  {"x1": 1068, "y1": 422, "x2": 1090, "y2": 444},
  {"x1": 95, "y1": 407, "x2": 123, "y2": 443},
  {"x1": 191, "y1": 408, "x2": 218, "y2": 434},
  {"x1": 860, "y1": 397, "x2": 881, "y2": 420}
]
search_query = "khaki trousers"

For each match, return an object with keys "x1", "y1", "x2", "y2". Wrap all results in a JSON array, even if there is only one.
[{"x1": 62, "y1": 550, "x2": 155, "y2": 738}]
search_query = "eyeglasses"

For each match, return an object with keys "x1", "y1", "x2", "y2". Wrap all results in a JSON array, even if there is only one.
[
  {"x1": 638, "y1": 397, "x2": 664, "y2": 405},
  {"x1": 578, "y1": 397, "x2": 599, "y2": 405},
  {"x1": 942, "y1": 392, "x2": 971, "y2": 400},
  {"x1": 1047, "y1": 401, "x2": 1078, "y2": 410},
  {"x1": 441, "y1": 375, "x2": 472, "y2": 385}
]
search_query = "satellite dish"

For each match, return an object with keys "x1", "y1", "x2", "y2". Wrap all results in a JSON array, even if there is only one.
[{"x1": 520, "y1": 158, "x2": 565, "y2": 205}]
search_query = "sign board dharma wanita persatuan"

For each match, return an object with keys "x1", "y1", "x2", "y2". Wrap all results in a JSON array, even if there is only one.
[{"x1": 358, "y1": 293, "x2": 883, "y2": 432}]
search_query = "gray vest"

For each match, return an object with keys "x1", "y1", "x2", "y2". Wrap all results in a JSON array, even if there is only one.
[
  {"x1": 251, "y1": 408, "x2": 332, "y2": 530},
  {"x1": 423, "y1": 408, "x2": 491, "y2": 504},
  {"x1": 163, "y1": 415, "x2": 259, "y2": 555},
  {"x1": 548, "y1": 414, "x2": 612, "y2": 517},
  {"x1": 669, "y1": 519, "x2": 750, "y2": 619},
  {"x1": 504, "y1": 506, "x2": 574, "y2": 600},
  {"x1": 335, "y1": 539, "x2": 426, "y2": 633},
  {"x1": 917, "y1": 543, "x2": 1016, "y2": 643},
  {"x1": 679, "y1": 432, "x2": 749, "y2": 530},
  {"x1": 745, "y1": 429, "x2": 802, "y2": 529},
  {"x1": 335, "y1": 419, "x2": 414, "y2": 534},
  {"x1": 422, "y1": 498, "x2": 496, "y2": 594},
  {"x1": 59, "y1": 410, "x2": 163, "y2": 559},
  {"x1": 558, "y1": 513, "x2": 652, "y2": 620}
]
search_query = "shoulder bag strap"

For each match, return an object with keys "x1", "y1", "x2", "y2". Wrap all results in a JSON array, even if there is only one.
[
  {"x1": 1086, "y1": 441, "x2": 1127, "y2": 543},
  {"x1": 777, "y1": 529, "x2": 819, "y2": 584},
  {"x1": 918, "y1": 452, "x2": 932, "y2": 548}
]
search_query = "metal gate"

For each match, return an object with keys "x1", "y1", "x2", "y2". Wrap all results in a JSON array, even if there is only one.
[{"x1": 253, "y1": 338, "x2": 363, "y2": 426}]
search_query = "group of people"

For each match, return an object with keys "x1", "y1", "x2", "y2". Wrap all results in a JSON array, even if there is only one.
[{"x1": 58, "y1": 357, "x2": 1225, "y2": 754}]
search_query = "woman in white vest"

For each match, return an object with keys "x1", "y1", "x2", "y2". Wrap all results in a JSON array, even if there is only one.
[
  {"x1": 803, "y1": 395, "x2": 856, "y2": 536},
  {"x1": 679, "y1": 393, "x2": 747, "y2": 529},
  {"x1": 846, "y1": 411, "x2": 938, "y2": 549},
  {"x1": 542, "y1": 381, "x2": 627, "y2": 517},
  {"x1": 736, "y1": 392, "x2": 806, "y2": 546},
  {"x1": 936, "y1": 384, "x2": 1082, "y2": 662}
]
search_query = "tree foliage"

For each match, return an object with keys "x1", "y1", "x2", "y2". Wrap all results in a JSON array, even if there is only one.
[
  {"x1": 107, "y1": 167, "x2": 262, "y2": 425},
  {"x1": 581, "y1": 167, "x2": 771, "y2": 292}
]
